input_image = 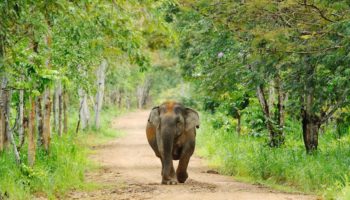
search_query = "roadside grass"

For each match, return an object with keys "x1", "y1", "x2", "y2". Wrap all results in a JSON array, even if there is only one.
[
  {"x1": 80, "y1": 106, "x2": 126, "y2": 146},
  {"x1": 196, "y1": 112, "x2": 350, "y2": 200},
  {"x1": 339, "y1": 186, "x2": 350, "y2": 200},
  {"x1": 0, "y1": 106, "x2": 125, "y2": 200}
]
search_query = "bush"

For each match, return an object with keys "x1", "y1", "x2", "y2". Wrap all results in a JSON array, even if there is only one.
[
  {"x1": 0, "y1": 106, "x2": 123, "y2": 199},
  {"x1": 197, "y1": 112, "x2": 350, "y2": 199},
  {"x1": 0, "y1": 134, "x2": 89, "y2": 199}
]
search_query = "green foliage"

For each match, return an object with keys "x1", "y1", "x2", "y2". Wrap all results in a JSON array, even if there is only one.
[
  {"x1": 0, "y1": 134, "x2": 89, "y2": 199},
  {"x1": 175, "y1": 0, "x2": 350, "y2": 147},
  {"x1": 2, "y1": 0, "x2": 350, "y2": 198},
  {"x1": 1, "y1": 0, "x2": 171, "y2": 99},
  {"x1": 0, "y1": 105, "x2": 123, "y2": 199},
  {"x1": 339, "y1": 185, "x2": 350, "y2": 200},
  {"x1": 334, "y1": 108, "x2": 350, "y2": 138},
  {"x1": 197, "y1": 112, "x2": 350, "y2": 198}
]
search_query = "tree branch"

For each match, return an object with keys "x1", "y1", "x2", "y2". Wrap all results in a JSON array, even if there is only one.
[
  {"x1": 299, "y1": 1, "x2": 335, "y2": 23},
  {"x1": 266, "y1": 45, "x2": 342, "y2": 55},
  {"x1": 256, "y1": 84, "x2": 270, "y2": 117},
  {"x1": 321, "y1": 88, "x2": 350, "y2": 124}
]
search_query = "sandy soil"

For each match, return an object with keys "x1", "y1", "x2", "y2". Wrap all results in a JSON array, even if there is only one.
[{"x1": 67, "y1": 110, "x2": 316, "y2": 200}]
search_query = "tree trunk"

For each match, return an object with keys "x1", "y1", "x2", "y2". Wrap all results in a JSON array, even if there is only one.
[
  {"x1": 76, "y1": 99, "x2": 83, "y2": 134},
  {"x1": 18, "y1": 88, "x2": 25, "y2": 150},
  {"x1": 42, "y1": 89, "x2": 51, "y2": 152},
  {"x1": 2, "y1": 89, "x2": 21, "y2": 163},
  {"x1": 0, "y1": 41, "x2": 4, "y2": 151},
  {"x1": 275, "y1": 77, "x2": 285, "y2": 126},
  {"x1": 268, "y1": 81, "x2": 275, "y2": 117},
  {"x1": 42, "y1": 28, "x2": 52, "y2": 151},
  {"x1": 302, "y1": 112, "x2": 320, "y2": 153},
  {"x1": 28, "y1": 97, "x2": 36, "y2": 166},
  {"x1": 256, "y1": 85, "x2": 270, "y2": 119},
  {"x1": 256, "y1": 84, "x2": 284, "y2": 147},
  {"x1": 126, "y1": 94, "x2": 131, "y2": 110},
  {"x1": 53, "y1": 87, "x2": 57, "y2": 132},
  {"x1": 0, "y1": 97, "x2": 6, "y2": 152},
  {"x1": 0, "y1": 77, "x2": 8, "y2": 151},
  {"x1": 274, "y1": 76, "x2": 285, "y2": 145},
  {"x1": 256, "y1": 85, "x2": 274, "y2": 145},
  {"x1": 63, "y1": 87, "x2": 68, "y2": 134},
  {"x1": 37, "y1": 96, "x2": 44, "y2": 146},
  {"x1": 117, "y1": 89, "x2": 122, "y2": 109},
  {"x1": 78, "y1": 88, "x2": 90, "y2": 130},
  {"x1": 53, "y1": 83, "x2": 60, "y2": 133},
  {"x1": 136, "y1": 78, "x2": 151, "y2": 109},
  {"x1": 236, "y1": 111, "x2": 241, "y2": 135},
  {"x1": 18, "y1": 117, "x2": 28, "y2": 151},
  {"x1": 0, "y1": 110, "x2": 5, "y2": 152},
  {"x1": 301, "y1": 64, "x2": 319, "y2": 153},
  {"x1": 94, "y1": 59, "x2": 107, "y2": 129},
  {"x1": 58, "y1": 85, "x2": 63, "y2": 136}
]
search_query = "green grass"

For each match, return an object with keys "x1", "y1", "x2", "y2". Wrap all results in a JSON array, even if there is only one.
[
  {"x1": 339, "y1": 185, "x2": 350, "y2": 200},
  {"x1": 196, "y1": 112, "x2": 350, "y2": 199},
  {"x1": 0, "y1": 134, "x2": 90, "y2": 199},
  {"x1": 0, "y1": 106, "x2": 125, "y2": 200}
]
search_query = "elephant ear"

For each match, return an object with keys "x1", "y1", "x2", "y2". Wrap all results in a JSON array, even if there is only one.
[
  {"x1": 185, "y1": 108, "x2": 200, "y2": 132},
  {"x1": 148, "y1": 106, "x2": 160, "y2": 128}
]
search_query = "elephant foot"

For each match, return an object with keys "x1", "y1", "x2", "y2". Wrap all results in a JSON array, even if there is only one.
[
  {"x1": 161, "y1": 179, "x2": 177, "y2": 185},
  {"x1": 177, "y1": 171, "x2": 188, "y2": 183}
]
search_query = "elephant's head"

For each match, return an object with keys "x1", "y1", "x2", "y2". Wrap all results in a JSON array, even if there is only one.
[
  {"x1": 147, "y1": 101, "x2": 199, "y2": 184},
  {"x1": 148, "y1": 101, "x2": 199, "y2": 140}
]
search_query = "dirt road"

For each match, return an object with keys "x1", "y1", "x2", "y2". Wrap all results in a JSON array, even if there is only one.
[{"x1": 68, "y1": 110, "x2": 315, "y2": 200}]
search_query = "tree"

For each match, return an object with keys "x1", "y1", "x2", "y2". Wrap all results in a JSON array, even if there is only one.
[
  {"x1": 0, "y1": 0, "x2": 175, "y2": 164},
  {"x1": 176, "y1": 0, "x2": 350, "y2": 151}
]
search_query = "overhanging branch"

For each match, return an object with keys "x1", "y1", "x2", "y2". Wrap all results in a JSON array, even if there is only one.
[
  {"x1": 321, "y1": 88, "x2": 350, "y2": 124},
  {"x1": 299, "y1": 1, "x2": 335, "y2": 23}
]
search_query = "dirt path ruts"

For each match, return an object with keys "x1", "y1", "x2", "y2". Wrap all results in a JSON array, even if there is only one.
[{"x1": 68, "y1": 110, "x2": 315, "y2": 200}]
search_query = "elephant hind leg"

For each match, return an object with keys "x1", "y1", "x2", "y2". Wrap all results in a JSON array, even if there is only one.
[{"x1": 176, "y1": 155, "x2": 191, "y2": 183}]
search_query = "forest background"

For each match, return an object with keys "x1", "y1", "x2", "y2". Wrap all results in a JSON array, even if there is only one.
[{"x1": 0, "y1": 0, "x2": 350, "y2": 199}]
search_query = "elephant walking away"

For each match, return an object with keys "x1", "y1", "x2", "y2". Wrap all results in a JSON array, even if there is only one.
[{"x1": 146, "y1": 101, "x2": 200, "y2": 185}]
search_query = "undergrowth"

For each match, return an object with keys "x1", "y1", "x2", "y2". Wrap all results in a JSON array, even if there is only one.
[
  {"x1": 0, "y1": 106, "x2": 124, "y2": 199},
  {"x1": 197, "y1": 112, "x2": 350, "y2": 200}
]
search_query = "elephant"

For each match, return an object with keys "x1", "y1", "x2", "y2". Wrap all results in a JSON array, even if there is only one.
[{"x1": 146, "y1": 101, "x2": 200, "y2": 185}]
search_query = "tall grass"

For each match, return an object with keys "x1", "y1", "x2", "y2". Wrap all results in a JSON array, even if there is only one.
[
  {"x1": 0, "y1": 134, "x2": 89, "y2": 199},
  {"x1": 0, "y1": 106, "x2": 124, "y2": 199},
  {"x1": 197, "y1": 112, "x2": 350, "y2": 199}
]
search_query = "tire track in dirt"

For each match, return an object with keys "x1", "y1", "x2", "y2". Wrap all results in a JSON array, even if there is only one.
[{"x1": 68, "y1": 110, "x2": 315, "y2": 200}]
